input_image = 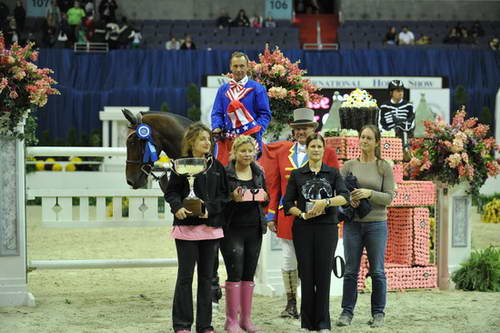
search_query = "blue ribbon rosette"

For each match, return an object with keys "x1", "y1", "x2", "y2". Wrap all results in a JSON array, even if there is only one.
[{"x1": 136, "y1": 123, "x2": 159, "y2": 163}]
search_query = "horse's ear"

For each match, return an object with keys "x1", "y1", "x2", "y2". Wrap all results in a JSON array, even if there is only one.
[{"x1": 122, "y1": 108, "x2": 138, "y2": 126}]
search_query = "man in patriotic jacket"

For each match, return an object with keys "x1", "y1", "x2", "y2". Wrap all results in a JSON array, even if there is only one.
[
  {"x1": 260, "y1": 108, "x2": 340, "y2": 319},
  {"x1": 211, "y1": 51, "x2": 272, "y2": 165}
]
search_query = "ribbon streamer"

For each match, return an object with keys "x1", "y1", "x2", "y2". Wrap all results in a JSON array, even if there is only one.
[{"x1": 136, "y1": 123, "x2": 159, "y2": 163}]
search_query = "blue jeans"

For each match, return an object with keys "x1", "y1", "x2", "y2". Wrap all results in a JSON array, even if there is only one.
[{"x1": 341, "y1": 221, "x2": 387, "y2": 317}]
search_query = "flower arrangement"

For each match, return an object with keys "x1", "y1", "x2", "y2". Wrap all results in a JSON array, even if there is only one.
[
  {"x1": 247, "y1": 46, "x2": 321, "y2": 140},
  {"x1": 0, "y1": 33, "x2": 60, "y2": 142},
  {"x1": 338, "y1": 88, "x2": 380, "y2": 132},
  {"x1": 405, "y1": 109, "x2": 500, "y2": 198},
  {"x1": 340, "y1": 88, "x2": 378, "y2": 108}
]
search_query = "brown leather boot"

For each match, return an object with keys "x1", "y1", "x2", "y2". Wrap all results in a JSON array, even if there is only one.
[
  {"x1": 280, "y1": 270, "x2": 299, "y2": 319},
  {"x1": 280, "y1": 293, "x2": 299, "y2": 319}
]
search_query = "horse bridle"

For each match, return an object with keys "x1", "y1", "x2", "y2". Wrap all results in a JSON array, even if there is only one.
[{"x1": 125, "y1": 116, "x2": 163, "y2": 181}]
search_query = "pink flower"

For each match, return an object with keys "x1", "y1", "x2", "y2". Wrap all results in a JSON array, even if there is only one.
[
  {"x1": 461, "y1": 152, "x2": 469, "y2": 164},
  {"x1": 271, "y1": 64, "x2": 286, "y2": 75},
  {"x1": 458, "y1": 165, "x2": 466, "y2": 177},
  {"x1": 486, "y1": 161, "x2": 500, "y2": 176},
  {"x1": 0, "y1": 77, "x2": 8, "y2": 89},
  {"x1": 9, "y1": 90, "x2": 18, "y2": 99}
]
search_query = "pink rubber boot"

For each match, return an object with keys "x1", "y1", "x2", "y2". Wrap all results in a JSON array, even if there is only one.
[
  {"x1": 239, "y1": 281, "x2": 261, "y2": 332},
  {"x1": 224, "y1": 282, "x2": 244, "y2": 333}
]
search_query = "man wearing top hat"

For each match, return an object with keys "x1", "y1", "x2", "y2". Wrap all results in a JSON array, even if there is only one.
[
  {"x1": 211, "y1": 51, "x2": 272, "y2": 165},
  {"x1": 260, "y1": 108, "x2": 340, "y2": 319}
]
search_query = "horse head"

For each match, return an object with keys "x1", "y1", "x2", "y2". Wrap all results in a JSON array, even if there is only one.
[{"x1": 123, "y1": 108, "x2": 192, "y2": 189}]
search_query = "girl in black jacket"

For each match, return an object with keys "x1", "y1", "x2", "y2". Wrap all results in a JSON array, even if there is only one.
[
  {"x1": 221, "y1": 135, "x2": 269, "y2": 333},
  {"x1": 165, "y1": 122, "x2": 228, "y2": 333},
  {"x1": 284, "y1": 133, "x2": 349, "y2": 332}
]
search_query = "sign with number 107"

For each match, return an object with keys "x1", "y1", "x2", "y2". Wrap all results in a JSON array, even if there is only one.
[
  {"x1": 265, "y1": 0, "x2": 293, "y2": 20},
  {"x1": 27, "y1": 0, "x2": 51, "y2": 17}
]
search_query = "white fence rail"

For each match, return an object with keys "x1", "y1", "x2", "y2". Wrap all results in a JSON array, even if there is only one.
[
  {"x1": 26, "y1": 146, "x2": 127, "y2": 157},
  {"x1": 27, "y1": 189, "x2": 170, "y2": 228}
]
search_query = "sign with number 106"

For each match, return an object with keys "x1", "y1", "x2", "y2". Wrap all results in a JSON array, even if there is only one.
[
  {"x1": 265, "y1": 0, "x2": 293, "y2": 20},
  {"x1": 27, "y1": 0, "x2": 51, "y2": 17}
]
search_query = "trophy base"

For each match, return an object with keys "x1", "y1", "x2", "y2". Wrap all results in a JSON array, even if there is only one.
[{"x1": 183, "y1": 198, "x2": 205, "y2": 217}]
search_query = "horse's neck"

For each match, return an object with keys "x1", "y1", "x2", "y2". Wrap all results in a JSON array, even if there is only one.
[{"x1": 156, "y1": 134, "x2": 182, "y2": 159}]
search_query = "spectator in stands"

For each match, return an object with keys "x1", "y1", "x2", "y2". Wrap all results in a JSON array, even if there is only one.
[
  {"x1": 76, "y1": 25, "x2": 87, "y2": 43},
  {"x1": 0, "y1": 1, "x2": 9, "y2": 26},
  {"x1": 106, "y1": 20, "x2": 122, "y2": 49},
  {"x1": 305, "y1": 0, "x2": 320, "y2": 14},
  {"x1": 383, "y1": 26, "x2": 397, "y2": 45},
  {"x1": 263, "y1": 16, "x2": 276, "y2": 28},
  {"x1": 233, "y1": 9, "x2": 250, "y2": 27},
  {"x1": 99, "y1": 0, "x2": 117, "y2": 23},
  {"x1": 59, "y1": 0, "x2": 73, "y2": 13},
  {"x1": 67, "y1": 1, "x2": 86, "y2": 44},
  {"x1": 4, "y1": 17, "x2": 19, "y2": 46},
  {"x1": 180, "y1": 34, "x2": 196, "y2": 50},
  {"x1": 46, "y1": 0, "x2": 61, "y2": 29},
  {"x1": 128, "y1": 28, "x2": 142, "y2": 48},
  {"x1": 250, "y1": 13, "x2": 263, "y2": 28},
  {"x1": 216, "y1": 9, "x2": 231, "y2": 29},
  {"x1": 83, "y1": 0, "x2": 94, "y2": 17},
  {"x1": 469, "y1": 21, "x2": 485, "y2": 38},
  {"x1": 166, "y1": 36, "x2": 181, "y2": 50},
  {"x1": 13, "y1": 1, "x2": 25, "y2": 32},
  {"x1": 443, "y1": 27, "x2": 460, "y2": 44},
  {"x1": 459, "y1": 28, "x2": 475, "y2": 44},
  {"x1": 415, "y1": 34, "x2": 431, "y2": 45},
  {"x1": 489, "y1": 38, "x2": 499, "y2": 50},
  {"x1": 56, "y1": 15, "x2": 71, "y2": 48},
  {"x1": 398, "y1": 26, "x2": 414, "y2": 45},
  {"x1": 42, "y1": 25, "x2": 58, "y2": 47}
]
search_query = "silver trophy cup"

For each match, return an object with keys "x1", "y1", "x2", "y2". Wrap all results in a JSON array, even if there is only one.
[{"x1": 173, "y1": 157, "x2": 208, "y2": 216}]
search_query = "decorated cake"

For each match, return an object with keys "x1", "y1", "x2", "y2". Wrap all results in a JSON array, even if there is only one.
[{"x1": 338, "y1": 88, "x2": 380, "y2": 132}]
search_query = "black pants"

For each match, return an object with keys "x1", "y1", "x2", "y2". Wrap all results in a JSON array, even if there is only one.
[
  {"x1": 293, "y1": 222, "x2": 338, "y2": 331},
  {"x1": 220, "y1": 225, "x2": 262, "y2": 282},
  {"x1": 173, "y1": 238, "x2": 219, "y2": 333}
]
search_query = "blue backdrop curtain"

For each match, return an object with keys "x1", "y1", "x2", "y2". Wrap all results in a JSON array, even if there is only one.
[{"x1": 34, "y1": 49, "x2": 500, "y2": 141}]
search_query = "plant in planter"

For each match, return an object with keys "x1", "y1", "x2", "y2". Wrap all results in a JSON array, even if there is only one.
[
  {"x1": 451, "y1": 246, "x2": 500, "y2": 292},
  {"x1": 404, "y1": 109, "x2": 500, "y2": 198},
  {"x1": 0, "y1": 33, "x2": 60, "y2": 142}
]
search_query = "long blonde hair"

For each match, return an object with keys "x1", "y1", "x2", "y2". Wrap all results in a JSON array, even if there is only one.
[
  {"x1": 229, "y1": 135, "x2": 257, "y2": 162},
  {"x1": 181, "y1": 122, "x2": 213, "y2": 156}
]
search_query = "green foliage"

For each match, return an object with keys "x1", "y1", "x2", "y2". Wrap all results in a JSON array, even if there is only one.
[
  {"x1": 24, "y1": 114, "x2": 39, "y2": 145},
  {"x1": 454, "y1": 85, "x2": 468, "y2": 109},
  {"x1": 186, "y1": 83, "x2": 200, "y2": 107},
  {"x1": 451, "y1": 246, "x2": 500, "y2": 292},
  {"x1": 475, "y1": 193, "x2": 500, "y2": 213},
  {"x1": 160, "y1": 103, "x2": 170, "y2": 112},
  {"x1": 187, "y1": 106, "x2": 201, "y2": 121}
]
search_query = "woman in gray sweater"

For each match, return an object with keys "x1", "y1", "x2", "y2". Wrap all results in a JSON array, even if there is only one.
[{"x1": 337, "y1": 124, "x2": 395, "y2": 328}]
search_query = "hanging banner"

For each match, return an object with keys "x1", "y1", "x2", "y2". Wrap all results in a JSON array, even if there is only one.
[{"x1": 205, "y1": 75, "x2": 445, "y2": 89}]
